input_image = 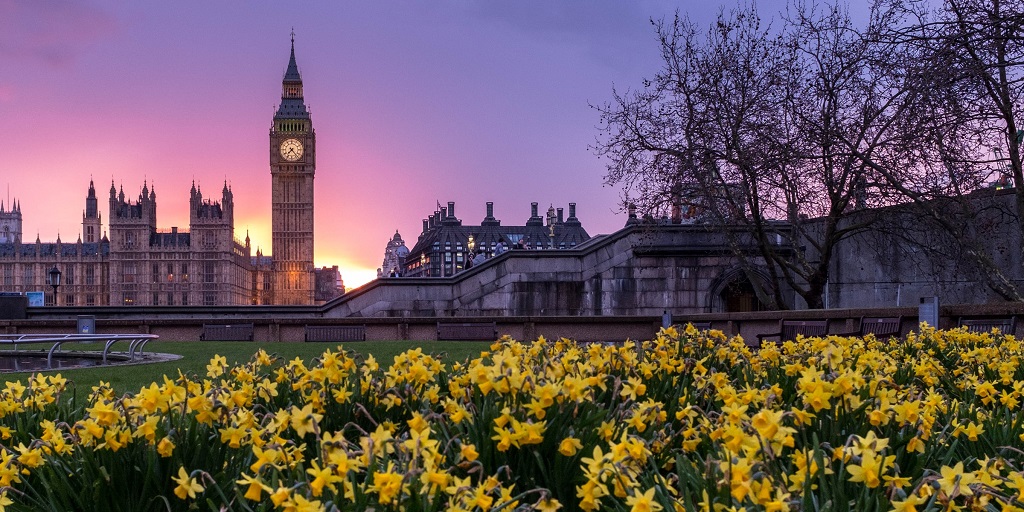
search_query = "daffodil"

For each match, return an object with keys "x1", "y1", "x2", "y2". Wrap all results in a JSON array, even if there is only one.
[
  {"x1": 236, "y1": 473, "x2": 270, "y2": 501},
  {"x1": 0, "y1": 491, "x2": 13, "y2": 512},
  {"x1": 937, "y1": 461, "x2": 978, "y2": 498},
  {"x1": 290, "y1": 403, "x2": 323, "y2": 437},
  {"x1": 889, "y1": 493, "x2": 926, "y2": 512},
  {"x1": 536, "y1": 498, "x2": 562, "y2": 512},
  {"x1": 559, "y1": 436, "x2": 583, "y2": 457},
  {"x1": 172, "y1": 467, "x2": 204, "y2": 500},
  {"x1": 460, "y1": 443, "x2": 479, "y2": 462},
  {"x1": 625, "y1": 487, "x2": 663, "y2": 512},
  {"x1": 371, "y1": 464, "x2": 405, "y2": 504}
]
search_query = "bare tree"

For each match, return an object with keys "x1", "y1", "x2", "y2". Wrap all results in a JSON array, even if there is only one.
[
  {"x1": 597, "y1": 0, "x2": 1024, "y2": 307},
  {"x1": 595, "y1": 2, "x2": 890, "y2": 309},
  {"x1": 850, "y1": 0, "x2": 1024, "y2": 300}
]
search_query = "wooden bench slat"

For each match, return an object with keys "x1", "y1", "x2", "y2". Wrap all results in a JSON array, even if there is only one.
[
  {"x1": 855, "y1": 317, "x2": 901, "y2": 338},
  {"x1": 200, "y1": 324, "x2": 254, "y2": 341},
  {"x1": 757, "y1": 320, "x2": 828, "y2": 346},
  {"x1": 437, "y1": 322, "x2": 498, "y2": 341},
  {"x1": 305, "y1": 325, "x2": 366, "y2": 342},
  {"x1": 960, "y1": 317, "x2": 1015, "y2": 334}
]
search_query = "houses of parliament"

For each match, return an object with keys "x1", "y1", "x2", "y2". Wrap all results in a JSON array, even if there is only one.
[{"x1": 0, "y1": 37, "x2": 341, "y2": 306}]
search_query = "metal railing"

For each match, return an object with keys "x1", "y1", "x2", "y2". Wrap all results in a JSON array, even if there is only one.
[{"x1": 0, "y1": 334, "x2": 159, "y2": 369}]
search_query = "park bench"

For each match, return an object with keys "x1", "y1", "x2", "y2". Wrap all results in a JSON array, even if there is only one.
[
  {"x1": 756, "y1": 319, "x2": 829, "y2": 346},
  {"x1": 200, "y1": 323, "x2": 254, "y2": 341},
  {"x1": 959, "y1": 317, "x2": 1016, "y2": 335},
  {"x1": 437, "y1": 321, "x2": 498, "y2": 341},
  {"x1": 0, "y1": 333, "x2": 159, "y2": 369},
  {"x1": 839, "y1": 316, "x2": 902, "y2": 339},
  {"x1": 304, "y1": 325, "x2": 366, "y2": 342}
]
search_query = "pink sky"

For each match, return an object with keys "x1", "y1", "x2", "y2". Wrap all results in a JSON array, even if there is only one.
[{"x1": 1, "y1": 0, "x2": 791, "y2": 287}]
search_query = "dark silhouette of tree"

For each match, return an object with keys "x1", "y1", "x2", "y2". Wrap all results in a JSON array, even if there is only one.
[
  {"x1": 596, "y1": 0, "x2": 1024, "y2": 306},
  {"x1": 838, "y1": 0, "x2": 1023, "y2": 300},
  {"x1": 595, "y1": 2, "x2": 889, "y2": 309}
]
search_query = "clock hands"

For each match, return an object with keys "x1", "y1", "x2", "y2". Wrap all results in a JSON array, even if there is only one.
[{"x1": 280, "y1": 139, "x2": 303, "y2": 161}]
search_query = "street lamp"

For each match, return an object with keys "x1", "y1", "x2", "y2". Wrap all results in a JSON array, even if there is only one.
[{"x1": 48, "y1": 265, "x2": 62, "y2": 306}]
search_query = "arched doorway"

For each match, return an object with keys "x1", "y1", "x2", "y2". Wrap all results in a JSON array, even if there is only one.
[
  {"x1": 720, "y1": 278, "x2": 767, "y2": 312},
  {"x1": 708, "y1": 267, "x2": 773, "y2": 313}
]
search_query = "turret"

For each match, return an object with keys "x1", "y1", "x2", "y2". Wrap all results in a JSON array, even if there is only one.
[
  {"x1": 83, "y1": 179, "x2": 102, "y2": 243},
  {"x1": 0, "y1": 194, "x2": 23, "y2": 244}
]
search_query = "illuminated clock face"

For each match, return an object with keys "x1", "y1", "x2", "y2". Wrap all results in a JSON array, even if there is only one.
[{"x1": 280, "y1": 138, "x2": 303, "y2": 161}]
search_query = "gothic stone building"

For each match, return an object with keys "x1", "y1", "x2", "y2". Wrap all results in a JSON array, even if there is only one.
[
  {"x1": 0, "y1": 36, "x2": 337, "y2": 306},
  {"x1": 0, "y1": 183, "x2": 110, "y2": 306},
  {"x1": 106, "y1": 181, "x2": 252, "y2": 306},
  {"x1": 402, "y1": 201, "x2": 590, "y2": 277}
]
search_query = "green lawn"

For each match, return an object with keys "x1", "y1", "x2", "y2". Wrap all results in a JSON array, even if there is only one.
[{"x1": 1, "y1": 340, "x2": 490, "y2": 396}]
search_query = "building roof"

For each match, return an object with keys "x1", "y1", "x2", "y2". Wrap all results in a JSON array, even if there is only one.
[
  {"x1": 151, "y1": 232, "x2": 191, "y2": 247},
  {"x1": 0, "y1": 242, "x2": 109, "y2": 258},
  {"x1": 284, "y1": 32, "x2": 302, "y2": 82},
  {"x1": 406, "y1": 201, "x2": 590, "y2": 256},
  {"x1": 276, "y1": 34, "x2": 309, "y2": 120}
]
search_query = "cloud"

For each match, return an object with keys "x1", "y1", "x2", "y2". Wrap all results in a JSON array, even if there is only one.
[{"x1": 0, "y1": 0, "x2": 117, "y2": 66}]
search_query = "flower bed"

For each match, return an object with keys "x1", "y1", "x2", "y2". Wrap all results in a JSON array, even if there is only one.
[{"x1": 0, "y1": 325, "x2": 1022, "y2": 511}]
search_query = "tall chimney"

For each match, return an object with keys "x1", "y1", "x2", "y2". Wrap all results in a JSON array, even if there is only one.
[
  {"x1": 569, "y1": 202, "x2": 576, "y2": 219},
  {"x1": 440, "y1": 207, "x2": 447, "y2": 219},
  {"x1": 422, "y1": 219, "x2": 429, "y2": 232},
  {"x1": 531, "y1": 202, "x2": 538, "y2": 217},
  {"x1": 482, "y1": 201, "x2": 500, "y2": 226},
  {"x1": 557, "y1": 208, "x2": 564, "y2": 224},
  {"x1": 447, "y1": 201, "x2": 455, "y2": 218}
]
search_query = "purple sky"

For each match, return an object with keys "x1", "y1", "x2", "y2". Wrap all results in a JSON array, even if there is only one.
[{"x1": 1, "y1": 0, "x2": 796, "y2": 287}]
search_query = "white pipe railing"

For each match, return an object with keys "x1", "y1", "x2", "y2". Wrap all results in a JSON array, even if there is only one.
[{"x1": 0, "y1": 334, "x2": 159, "y2": 369}]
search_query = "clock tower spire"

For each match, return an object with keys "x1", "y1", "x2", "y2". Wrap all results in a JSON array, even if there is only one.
[{"x1": 270, "y1": 31, "x2": 316, "y2": 305}]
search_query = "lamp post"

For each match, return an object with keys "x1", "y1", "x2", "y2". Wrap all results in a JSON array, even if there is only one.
[{"x1": 48, "y1": 265, "x2": 62, "y2": 306}]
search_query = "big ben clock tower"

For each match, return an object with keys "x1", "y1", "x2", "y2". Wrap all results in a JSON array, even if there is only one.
[{"x1": 270, "y1": 32, "x2": 315, "y2": 305}]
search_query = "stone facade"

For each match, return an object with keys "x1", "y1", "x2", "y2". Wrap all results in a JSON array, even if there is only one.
[
  {"x1": 314, "y1": 266, "x2": 344, "y2": 303},
  {"x1": 250, "y1": 252, "x2": 274, "y2": 305},
  {"x1": 0, "y1": 178, "x2": 259, "y2": 306},
  {"x1": 0, "y1": 239, "x2": 109, "y2": 306},
  {"x1": 106, "y1": 180, "x2": 252, "y2": 306},
  {"x1": 326, "y1": 224, "x2": 791, "y2": 317},
  {"x1": 0, "y1": 183, "x2": 110, "y2": 306},
  {"x1": 822, "y1": 187, "x2": 1023, "y2": 308}
]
